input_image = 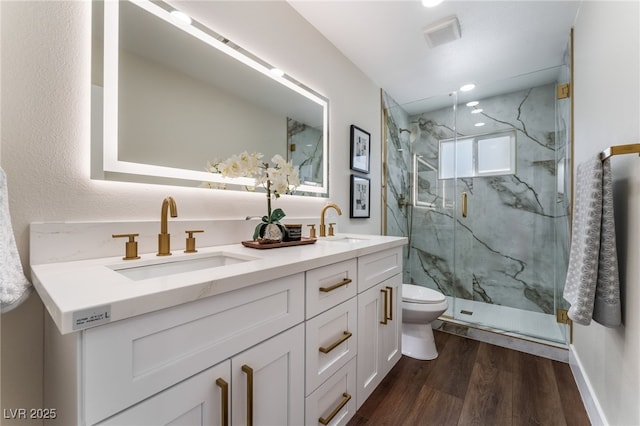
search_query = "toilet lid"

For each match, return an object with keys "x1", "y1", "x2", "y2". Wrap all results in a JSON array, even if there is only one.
[{"x1": 402, "y1": 284, "x2": 446, "y2": 304}]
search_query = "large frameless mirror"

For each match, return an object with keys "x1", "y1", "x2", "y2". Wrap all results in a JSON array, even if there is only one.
[{"x1": 91, "y1": 0, "x2": 329, "y2": 196}]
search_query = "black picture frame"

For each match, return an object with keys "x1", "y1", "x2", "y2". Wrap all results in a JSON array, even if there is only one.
[
  {"x1": 350, "y1": 124, "x2": 370, "y2": 173},
  {"x1": 350, "y1": 174, "x2": 371, "y2": 218}
]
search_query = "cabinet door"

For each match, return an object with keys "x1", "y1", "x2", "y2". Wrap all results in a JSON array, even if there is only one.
[
  {"x1": 96, "y1": 360, "x2": 230, "y2": 426},
  {"x1": 380, "y1": 274, "x2": 402, "y2": 376},
  {"x1": 356, "y1": 274, "x2": 403, "y2": 408},
  {"x1": 356, "y1": 282, "x2": 384, "y2": 408},
  {"x1": 231, "y1": 324, "x2": 304, "y2": 426}
]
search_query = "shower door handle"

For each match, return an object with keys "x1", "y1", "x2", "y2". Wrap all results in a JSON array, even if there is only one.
[{"x1": 461, "y1": 192, "x2": 468, "y2": 218}]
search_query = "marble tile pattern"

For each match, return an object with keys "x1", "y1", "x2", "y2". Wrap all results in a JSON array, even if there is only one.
[
  {"x1": 287, "y1": 118, "x2": 324, "y2": 186},
  {"x1": 384, "y1": 84, "x2": 571, "y2": 316}
]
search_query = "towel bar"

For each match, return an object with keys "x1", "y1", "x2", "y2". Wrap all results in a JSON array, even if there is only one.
[{"x1": 599, "y1": 143, "x2": 640, "y2": 160}]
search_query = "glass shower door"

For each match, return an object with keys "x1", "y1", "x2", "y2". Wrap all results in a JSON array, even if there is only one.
[{"x1": 450, "y1": 75, "x2": 567, "y2": 345}]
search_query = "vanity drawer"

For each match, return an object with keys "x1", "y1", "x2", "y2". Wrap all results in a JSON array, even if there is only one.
[
  {"x1": 357, "y1": 247, "x2": 402, "y2": 292},
  {"x1": 305, "y1": 357, "x2": 358, "y2": 426},
  {"x1": 82, "y1": 273, "x2": 304, "y2": 425},
  {"x1": 305, "y1": 297, "x2": 357, "y2": 395},
  {"x1": 306, "y1": 259, "x2": 357, "y2": 318}
]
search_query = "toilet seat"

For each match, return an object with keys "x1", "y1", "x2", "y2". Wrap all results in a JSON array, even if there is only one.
[{"x1": 402, "y1": 284, "x2": 445, "y2": 304}]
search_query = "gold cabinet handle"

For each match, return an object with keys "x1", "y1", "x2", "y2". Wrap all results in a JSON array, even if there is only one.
[
  {"x1": 386, "y1": 286, "x2": 393, "y2": 321},
  {"x1": 319, "y1": 278, "x2": 352, "y2": 293},
  {"x1": 241, "y1": 365, "x2": 253, "y2": 426},
  {"x1": 215, "y1": 378, "x2": 229, "y2": 426},
  {"x1": 319, "y1": 331, "x2": 353, "y2": 354},
  {"x1": 380, "y1": 289, "x2": 388, "y2": 325},
  {"x1": 462, "y1": 191, "x2": 468, "y2": 218},
  {"x1": 319, "y1": 392, "x2": 352, "y2": 425}
]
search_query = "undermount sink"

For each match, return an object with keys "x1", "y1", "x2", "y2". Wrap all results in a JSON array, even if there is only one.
[
  {"x1": 110, "y1": 252, "x2": 259, "y2": 281},
  {"x1": 322, "y1": 235, "x2": 371, "y2": 243}
]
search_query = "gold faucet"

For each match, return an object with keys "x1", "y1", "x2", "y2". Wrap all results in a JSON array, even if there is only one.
[
  {"x1": 158, "y1": 196, "x2": 178, "y2": 256},
  {"x1": 320, "y1": 203, "x2": 342, "y2": 237}
]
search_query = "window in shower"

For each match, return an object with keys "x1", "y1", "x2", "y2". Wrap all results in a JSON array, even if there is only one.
[
  {"x1": 413, "y1": 155, "x2": 438, "y2": 208},
  {"x1": 438, "y1": 129, "x2": 517, "y2": 179}
]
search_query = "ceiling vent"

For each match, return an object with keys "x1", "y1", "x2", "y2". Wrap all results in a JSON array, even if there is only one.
[{"x1": 423, "y1": 15, "x2": 461, "y2": 48}]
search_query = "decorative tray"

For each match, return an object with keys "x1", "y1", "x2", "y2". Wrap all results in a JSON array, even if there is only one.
[{"x1": 241, "y1": 237, "x2": 317, "y2": 250}]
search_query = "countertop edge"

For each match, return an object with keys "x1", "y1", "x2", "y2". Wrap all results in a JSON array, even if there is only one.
[{"x1": 33, "y1": 235, "x2": 407, "y2": 334}]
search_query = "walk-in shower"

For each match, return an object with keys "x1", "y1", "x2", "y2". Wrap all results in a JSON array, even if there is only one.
[{"x1": 383, "y1": 64, "x2": 572, "y2": 347}]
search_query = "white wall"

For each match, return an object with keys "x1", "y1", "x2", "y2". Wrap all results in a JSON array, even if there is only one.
[
  {"x1": 572, "y1": 1, "x2": 640, "y2": 424},
  {"x1": 118, "y1": 49, "x2": 285, "y2": 169},
  {"x1": 0, "y1": 1, "x2": 380, "y2": 422}
]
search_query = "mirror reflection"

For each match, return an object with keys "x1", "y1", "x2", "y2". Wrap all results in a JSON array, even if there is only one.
[{"x1": 92, "y1": 0, "x2": 328, "y2": 195}]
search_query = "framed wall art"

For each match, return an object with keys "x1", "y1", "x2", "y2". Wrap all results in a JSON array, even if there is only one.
[
  {"x1": 350, "y1": 124, "x2": 370, "y2": 173},
  {"x1": 350, "y1": 174, "x2": 371, "y2": 218}
]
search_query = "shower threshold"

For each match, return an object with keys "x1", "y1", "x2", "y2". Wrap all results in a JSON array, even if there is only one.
[{"x1": 436, "y1": 297, "x2": 568, "y2": 360}]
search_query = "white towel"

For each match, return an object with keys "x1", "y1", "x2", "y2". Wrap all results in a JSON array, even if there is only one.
[
  {"x1": 563, "y1": 156, "x2": 621, "y2": 327},
  {"x1": 0, "y1": 167, "x2": 32, "y2": 313}
]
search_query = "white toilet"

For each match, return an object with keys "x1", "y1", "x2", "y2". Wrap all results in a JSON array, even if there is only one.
[{"x1": 401, "y1": 283, "x2": 448, "y2": 360}]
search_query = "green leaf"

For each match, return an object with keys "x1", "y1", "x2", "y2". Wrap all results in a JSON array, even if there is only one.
[
  {"x1": 269, "y1": 208, "x2": 286, "y2": 223},
  {"x1": 253, "y1": 223, "x2": 265, "y2": 240}
]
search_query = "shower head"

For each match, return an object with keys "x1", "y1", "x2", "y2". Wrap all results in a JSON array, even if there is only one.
[{"x1": 399, "y1": 127, "x2": 417, "y2": 143}]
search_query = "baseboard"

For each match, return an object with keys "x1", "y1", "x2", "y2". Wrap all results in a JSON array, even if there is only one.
[{"x1": 568, "y1": 344, "x2": 607, "y2": 425}]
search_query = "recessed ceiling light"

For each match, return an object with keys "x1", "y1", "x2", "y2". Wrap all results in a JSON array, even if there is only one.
[
  {"x1": 170, "y1": 10, "x2": 192, "y2": 26},
  {"x1": 471, "y1": 108, "x2": 483, "y2": 114},
  {"x1": 460, "y1": 83, "x2": 475, "y2": 92},
  {"x1": 466, "y1": 101, "x2": 479, "y2": 107},
  {"x1": 270, "y1": 68, "x2": 285, "y2": 78},
  {"x1": 474, "y1": 122, "x2": 486, "y2": 127},
  {"x1": 422, "y1": 0, "x2": 445, "y2": 8}
]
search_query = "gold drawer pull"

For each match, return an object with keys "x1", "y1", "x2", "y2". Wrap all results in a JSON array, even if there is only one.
[
  {"x1": 319, "y1": 392, "x2": 352, "y2": 425},
  {"x1": 319, "y1": 331, "x2": 353, "y2": 354},
  {"x1": 241, "y1": 365, "x2": 254, "y2": 426},
  {"x1": 386, "y1": 286, "x2": 393, "y2": 321},
  {"x1": 380, "y1": 289, "x2": 388, "y2": 325},
  {"x1": 215, "y1": 378, "x2": 229, "y2": 426},
  {"x1": 319, "y1": 278, "x2": 352, "y2": 293}
]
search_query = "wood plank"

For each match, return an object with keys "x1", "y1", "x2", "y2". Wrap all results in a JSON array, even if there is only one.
[
  {"x1": 404, "y1": 384, "x2": 464, "y2": 425},
  {"x1": 474, "y1": 340, "x2": 517, "y2": 373},
  {"x1": 458, "y1": 361, "x2": 513, "y2": 425},
  {"x1": 424, "y1": 332, "x2": 480, "y2": 399},
  {"x1": 354, "y1": 353, "x2": 440, "y2": 422},
  {"x1": 552, "y1": 360, "x2": 591, "y2": 426},
  {"x1": 513, "y1": 351, "x2": 567, "y2": 426}
]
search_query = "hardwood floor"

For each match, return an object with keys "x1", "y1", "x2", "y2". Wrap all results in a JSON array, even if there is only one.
[{"x1": 348, "y1": 331, "x2": 590, "y2": 426}]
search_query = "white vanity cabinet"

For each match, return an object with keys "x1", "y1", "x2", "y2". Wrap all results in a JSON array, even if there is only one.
[
  {"x1": 45, "y1": 273, "x2": 304, "y2": 426},
  {"x1": 356, "y1": 247, "x2": 403, "y2": 408},
  {"x1": 37, "y1": 233, "x2": 407, "y2": 426}
]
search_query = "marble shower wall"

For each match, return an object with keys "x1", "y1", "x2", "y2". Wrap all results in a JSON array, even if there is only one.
[
  {"x1": 384, "y1": 84, "x2": 570, "y2": 315},
  {"x1": 288, "y1": 118, "x2": 324, "y2": 185}
]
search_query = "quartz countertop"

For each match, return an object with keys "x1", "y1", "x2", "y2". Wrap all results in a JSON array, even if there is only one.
[{"x1": 32, "y1": 234, "x2": 407, "y2": 334}]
